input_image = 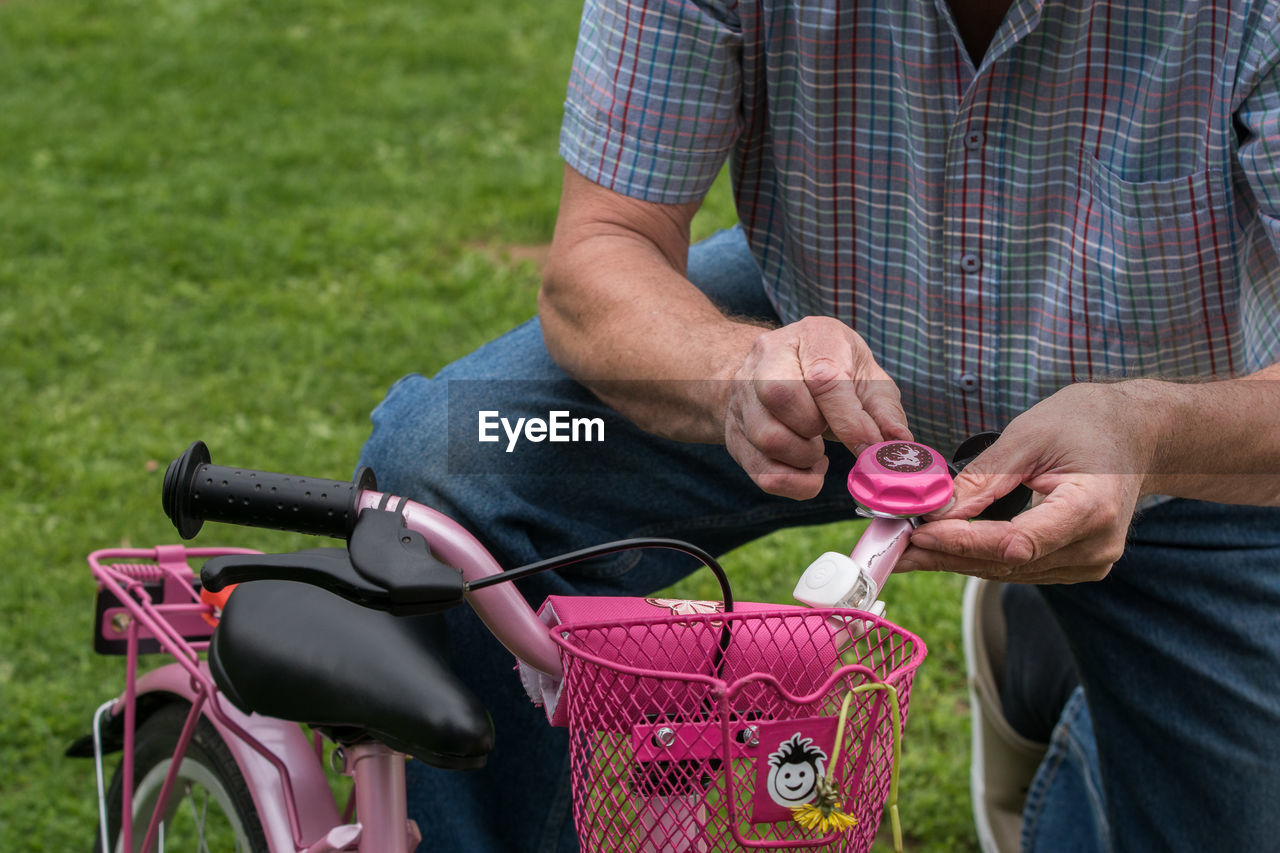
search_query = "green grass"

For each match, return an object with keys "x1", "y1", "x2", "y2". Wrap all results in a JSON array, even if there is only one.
[{"x1": 0, "y1": 0, "x2": 977, "y2": 849}]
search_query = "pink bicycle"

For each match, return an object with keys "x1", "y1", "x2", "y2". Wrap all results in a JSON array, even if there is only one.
[{"x1": 70, "y1": 434, "x2": 1022, "y2": 852}]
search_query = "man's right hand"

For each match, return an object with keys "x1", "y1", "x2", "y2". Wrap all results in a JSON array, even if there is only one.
[
  {"x1": 724, "y1": 316, "x2": 911, "y2": 499},
  {"x1": 542, "y1": 168, "x2": 909, "y2": 499}
]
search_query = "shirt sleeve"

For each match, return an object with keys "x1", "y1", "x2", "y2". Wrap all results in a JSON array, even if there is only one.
[
  {"x1": 1235, "y1": 0, "x2": 1280, "y2": 254},
  {"x1": 560, "y1": 0, "x2": 744, "y2": 204},
  {"x1": 1232, "y1": 0, "x2": 1280, "y2": 368}
]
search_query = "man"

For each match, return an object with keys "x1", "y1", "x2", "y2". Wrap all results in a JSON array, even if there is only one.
[{"x1": 359, "y1": 0, "x2": 1280, "y2": 848}]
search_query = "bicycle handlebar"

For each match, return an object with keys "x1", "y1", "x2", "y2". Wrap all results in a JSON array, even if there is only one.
[
  {"x1": 160, "y1": 432, "x2": 1026, "y2": 682},
  {"x1": 163, "y1": 441, "x2": 376, "y2": 540},
  {"x1": 162, "y1": 441, "x2": 566, "y2": 677}
]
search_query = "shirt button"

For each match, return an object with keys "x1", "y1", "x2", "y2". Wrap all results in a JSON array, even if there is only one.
[
  {"x1": 964, "y1": 130, "x2": 985, "y2": 151},
  {"x1": 959, "y1": 252, "x2": 982, "y2": 273},
  {"x1": 958, "y1": 373, "x2": 979, "y2": 392}
]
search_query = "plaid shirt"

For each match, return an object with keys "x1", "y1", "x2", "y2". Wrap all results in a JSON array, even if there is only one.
[{"x1": 559, "y1": 0, "x2": 1280, "y2": 451}]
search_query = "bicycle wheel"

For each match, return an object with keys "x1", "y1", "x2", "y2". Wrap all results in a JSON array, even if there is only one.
[{"x1": 95, "y1": 702, "x2": 268, "y2": 853}]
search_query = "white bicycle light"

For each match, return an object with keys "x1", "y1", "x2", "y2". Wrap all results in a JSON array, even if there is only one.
[
  {"x1": 794, "y1": 552, "x2": 865, "y2": 608},
  {"x1": 794, "y1": 553, "x2": 888, "y2": 640},
  {"x1": 793, "y1": 551, "x2": 888, "y2": 617}
]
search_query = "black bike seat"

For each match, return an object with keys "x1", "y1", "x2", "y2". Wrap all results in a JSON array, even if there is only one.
[{"x1": 207, "y1": 557, "x2": 493, "y2": 769}]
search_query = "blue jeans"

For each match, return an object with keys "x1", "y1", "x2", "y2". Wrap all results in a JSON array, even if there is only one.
[
  {"x1": 358, "y1": 226, "x2": 1280, "y2": 852},
  {"x1": 1023, "y1": 498, "x2": 1280, "y2": 852}
]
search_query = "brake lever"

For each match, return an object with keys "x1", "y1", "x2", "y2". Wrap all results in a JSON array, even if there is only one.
[
  {"x1": 347, "y1": 508, "x2": 465, "y2": 612},
  {"x1": 202, "y1": 548, "x2": 395, "y2": 610},
  {"x1": 201, "y1": 509, "x2": 466, "y2": 616}
]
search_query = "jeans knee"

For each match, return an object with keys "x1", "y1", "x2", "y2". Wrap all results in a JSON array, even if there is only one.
[
  {"x1": 686, "y1": 225, "x2": 775, "y2": 321},
  {"x1": 359, "y1": 373, "x2": 450, "y2": 499}
]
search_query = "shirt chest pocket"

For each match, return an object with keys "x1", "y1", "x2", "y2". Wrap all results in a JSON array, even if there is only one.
[{"x1": 1070, "y1": 151, "x2": 1239, "y2": 375}]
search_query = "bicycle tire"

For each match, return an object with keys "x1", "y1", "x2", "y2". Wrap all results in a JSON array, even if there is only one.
[{"x1": 94, "y1": 702, "x2": 269, "y2": 853}]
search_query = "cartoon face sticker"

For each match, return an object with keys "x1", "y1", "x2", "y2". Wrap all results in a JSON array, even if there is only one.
[
  {"x1": 875, "y1": 441, "x2": 931, "y2": 473},
  {"x1": 765, "y1": 734, "x2": 828, "y2": 808}
]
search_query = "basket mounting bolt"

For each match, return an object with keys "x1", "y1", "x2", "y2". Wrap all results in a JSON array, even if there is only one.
[
  {"x1": 111, "y1": 613, "x2": 132, "y2": 633},
  {"x1": 652, "y1": 727, "x2": 677, "y2": 748}
]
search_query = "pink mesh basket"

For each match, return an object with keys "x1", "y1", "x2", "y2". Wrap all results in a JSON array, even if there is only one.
[{"x1": 547, "y1": 599, "x2": 927, "y2": 852}]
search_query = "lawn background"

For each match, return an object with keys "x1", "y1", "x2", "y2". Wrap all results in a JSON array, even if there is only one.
[{"x1": 0, "y1": 0, "x2": 978, "y2": 848}]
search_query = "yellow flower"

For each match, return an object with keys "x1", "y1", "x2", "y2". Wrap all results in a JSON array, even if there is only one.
[
  {"x1": 792, "y1": 777, "x2": 858, "y2": 833},
  {"x1": 790, "y1": 802, "x2": 859, "y2": 833}
]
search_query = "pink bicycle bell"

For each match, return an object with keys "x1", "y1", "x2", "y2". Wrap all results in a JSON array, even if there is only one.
[
  {"x1": 846, "y1": 440, "x2": 952, "y2": 518},
  {"x1": 795, "y1": 440, "x2": 953, "y2": 615}
]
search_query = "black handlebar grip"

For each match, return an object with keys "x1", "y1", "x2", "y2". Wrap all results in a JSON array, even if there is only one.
[{"x1": 162, "y1": 441, "x2": 377, "y2": 540}]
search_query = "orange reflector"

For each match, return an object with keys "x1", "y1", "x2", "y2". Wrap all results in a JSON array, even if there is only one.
[{"x1": 200, "y1": 583, "x2": 238, "y2": 628}]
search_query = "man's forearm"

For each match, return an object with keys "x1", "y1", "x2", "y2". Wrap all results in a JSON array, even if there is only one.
[
  {"x1": 1137, "y1": 364, "x2": 1280, "y2": 505},
  {"x1": 540, "y1": 168, "x2": 766, "y2": 443}
]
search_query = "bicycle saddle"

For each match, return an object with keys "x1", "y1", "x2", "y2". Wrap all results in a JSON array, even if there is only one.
[{"x1": 207, "y1": 554, "x2": 494, "y2": 769}]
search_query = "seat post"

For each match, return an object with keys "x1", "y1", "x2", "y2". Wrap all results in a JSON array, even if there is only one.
[{"x1": 345, "y1": 742, "x2": 414, "y2": 853}]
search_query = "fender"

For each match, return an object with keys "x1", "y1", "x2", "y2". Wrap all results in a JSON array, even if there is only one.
[{"x1": 113, "y1": 662, "x2": 341, "y2": 853}]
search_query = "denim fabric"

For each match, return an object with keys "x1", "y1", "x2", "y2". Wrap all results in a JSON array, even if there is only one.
[
  {"x1": 359, "y1": 226, "x2": 1280, "y2": 851},
  {"x1": 1033, "y1": 499, "x2": 1280, "y2": 852},
  {"x1": 1022, "y1": 688, "x2": 1109, "y2": 853}
]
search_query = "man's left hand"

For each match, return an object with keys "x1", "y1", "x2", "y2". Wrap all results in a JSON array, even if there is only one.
[{"x1": 898, "y1": 382, "x2": 1164, "y2": 584}]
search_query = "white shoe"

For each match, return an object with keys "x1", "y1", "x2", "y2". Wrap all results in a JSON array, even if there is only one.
[{"x1": 963, "y1": 577, "x2": 1050, "y2": 853}]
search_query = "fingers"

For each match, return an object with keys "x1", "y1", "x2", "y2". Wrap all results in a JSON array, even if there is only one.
[
  {"x1": 927, "y1": 431, "x2": 1036, "y2": 522},
  {"x1": 904, "y1": 482, "x2": 1128, "y2": 582},
  {"x1": 857, "y1": 376, "x2": 913, "y2": 444},
  {"x1": 726, "y1": 419, "x2": 831, "y2": 498},
  {"x1": 726, "y1": 367, "x2": 828, "y2": 499},
  {"x1": 732, "y1": 389, "x2": 827, "y2": 470},
  {"x1": 796, "y1": 326, "x2": 910, "y2": 451},
  {"x1": 751, "y1": 341, "x2": 827, "y2": 440},
  {"x1": 727, "y1": 316, "x2": 908, "y2": 499},
  {"x1": 909, "y1": 516, "x2": 1063, "y2": 567},
  {"x1": 726, "y1": 339, "x2": 828, "y2": 498}
]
